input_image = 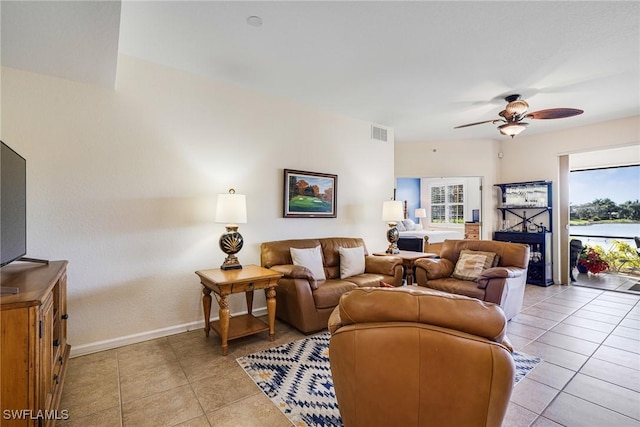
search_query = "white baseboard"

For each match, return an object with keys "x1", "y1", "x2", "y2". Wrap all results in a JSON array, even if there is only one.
[{"x1": 70, "y1": 307, "x2": 268, "y2": 358}]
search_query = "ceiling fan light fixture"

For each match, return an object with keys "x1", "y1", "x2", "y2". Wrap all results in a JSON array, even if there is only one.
[
  {"x1": 498, "y1": 122, "x2": 528, "y2": 138},
  {"x1": 505, "y1": 99, "x2": 529, "y2": 117}
]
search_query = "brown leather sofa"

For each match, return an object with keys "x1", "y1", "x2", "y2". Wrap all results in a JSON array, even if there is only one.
[
  {"x1": 260, "y1": 237, "x2": 403, "y2": 333},
  {"x1": 328, "y1": 287, "x2": 515, "y2": 427},
  {"x1": 414, "y1": 239, "x2": 530, "y2": 320}
]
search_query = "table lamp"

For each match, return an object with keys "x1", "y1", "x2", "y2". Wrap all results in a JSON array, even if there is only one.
[
  {"x1": 382, "y1": 200, "x2": 404, "y2": 254},
  {"x1": 215, "y1": 189, "x2": 247, "y2": 270},
  {"x1": 415, "y1": 208, "x2": 427, "y2": 225}
]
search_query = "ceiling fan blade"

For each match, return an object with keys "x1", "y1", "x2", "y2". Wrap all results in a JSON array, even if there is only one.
[
  {"x1": 525, "y1": 108, "x2": 584, "y2": 120},
  {"x1": 454, "y1": 119, "x2": 504, "y2": 129}
]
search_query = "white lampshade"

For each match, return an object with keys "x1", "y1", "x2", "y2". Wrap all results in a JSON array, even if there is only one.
[
  {"x1": 382, "y1": 200, "x2": 404, "y2": 222},
  {"x1": 498, "y1": 122, "x2": 528, "y2": 137},
  {"x1": 215, "y1": 190, "x2": 247, "y2": 224},
  {"x1": 415, "y1": 208, "x2": 427, "y2": 218}
]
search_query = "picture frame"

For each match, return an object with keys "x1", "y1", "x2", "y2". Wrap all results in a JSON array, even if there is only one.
[{"x1": 284, "y1": 169, "x2": 337, "y2": 218}]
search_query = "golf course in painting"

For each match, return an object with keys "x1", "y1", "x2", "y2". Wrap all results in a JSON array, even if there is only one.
[
  {"x1": 284, "y1": 169, "x2": 336, "y2": 217},
  {"x1": 289, "y1": 194, "x2": 332, "y2": 212}
]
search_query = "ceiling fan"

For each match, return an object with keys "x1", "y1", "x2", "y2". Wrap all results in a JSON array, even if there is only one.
[{"x1": 454, "y1": 94, "x2": 584, "y2": 138}]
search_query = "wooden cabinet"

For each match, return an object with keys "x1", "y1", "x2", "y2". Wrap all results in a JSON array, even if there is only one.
[
  {"x1": 1, "y1": 261, "x2": 70, "y2": 426},
  {"x1": 464, "y1": 222, "x2": 480, "y2": 240}
]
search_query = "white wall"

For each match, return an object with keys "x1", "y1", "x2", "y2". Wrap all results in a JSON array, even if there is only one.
[
  {"x1": 395, "y1": 138, "x2": 501, "y2": 239},
  {"x1": 1, "y1": 55, "x2": 395, "y2": 355}
]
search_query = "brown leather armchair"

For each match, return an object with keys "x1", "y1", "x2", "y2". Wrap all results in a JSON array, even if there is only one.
[
  {"x1": 260, "y1": 237, "x2": 403, "y2": 333},
  {"x1": 414, "y1": 239, "x2": 530, "y2": 320},
  {"x1": 328, "y1": 287, "x2": 515, "y2": 427}
]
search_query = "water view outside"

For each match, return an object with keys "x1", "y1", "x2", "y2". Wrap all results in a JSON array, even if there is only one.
[
  {"x1": 570, "y1": 165, "x2": 639, "y2": 248},
  {"x1": 570, "y1": 223, "x2": 639, "y2": 247}
]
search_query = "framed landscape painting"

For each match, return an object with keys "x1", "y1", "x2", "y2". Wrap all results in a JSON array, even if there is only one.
[{"x1": 284, "y1": 169, "x2": 337, "y2": 218}]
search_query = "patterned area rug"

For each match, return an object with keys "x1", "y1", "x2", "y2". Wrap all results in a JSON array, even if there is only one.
[{"x1": 237, "y1": 332, "x2": 541, "y2": 427}]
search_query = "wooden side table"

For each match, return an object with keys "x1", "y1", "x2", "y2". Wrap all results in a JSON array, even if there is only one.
[
  {"x1": 195, "y1": 265, "x2": 282, "y2": 355},
  {"x1": 374, "y1": 250, "x2": 438, "y2": 286}
]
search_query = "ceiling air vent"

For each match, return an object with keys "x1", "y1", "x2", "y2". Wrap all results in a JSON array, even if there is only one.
[{"x1": 371, "y1": 125, "x2": 388, "y2": 142}]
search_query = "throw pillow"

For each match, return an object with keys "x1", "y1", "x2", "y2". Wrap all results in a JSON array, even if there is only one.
[
  {"x1": 451, "y1": 250, "x2": 497, "y2": 282},
  {"x1": 339, "y1": 246, "x2": 366, "y2": 279},
  {"x1": 492, "y1": 254, "x2": 501, "y2": 267},
  {"x1": 395, "y1": 221, "x2": 406, "y2": 232},
  {"x1": 402, "y1": 219, "x2": 417, "y2": 231},
  {"x1": 290, "y1": 246, "x2": 326, "y2": 281}
]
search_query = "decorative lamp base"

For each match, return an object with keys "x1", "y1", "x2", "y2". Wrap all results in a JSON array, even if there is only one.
[
  {"x1": 386, "y1": 223, "x2": 400, "y2": 254},
  {"x1": 219, "y1": 226, "x2": 244, "y2": 270},
  {"x1": 221, "y1": 255, "x2": 243, "y2": 270}
]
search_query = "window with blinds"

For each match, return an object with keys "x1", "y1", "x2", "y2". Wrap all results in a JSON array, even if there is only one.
[{"x1": 430, "y1": 183, "x2": 464, "y2": 224}]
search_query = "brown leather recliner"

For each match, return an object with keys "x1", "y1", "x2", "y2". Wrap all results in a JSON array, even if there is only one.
[
  {"x1": 260, "y1": 237, "x2": 403, "y2": 333},
  {"x1": 328, "y1": 287, "x2": 515, "y2": 427},
  {"x1": 414, "y1": 239, "x2": 530, "y2": 320}
]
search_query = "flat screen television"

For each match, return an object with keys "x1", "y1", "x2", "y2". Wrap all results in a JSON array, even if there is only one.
[{"x1": 1, "y1": 141, "x2": 27, "y2": 267}]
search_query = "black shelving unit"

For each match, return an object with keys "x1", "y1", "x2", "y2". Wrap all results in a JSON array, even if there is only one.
[{"x1": 493, "y1": 181, "x2": 554, "y2": 286}]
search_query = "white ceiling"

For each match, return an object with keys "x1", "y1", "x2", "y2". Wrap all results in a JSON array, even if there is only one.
[{"x1": 2, "y1": 1, "x2": 639, "y2": 142}]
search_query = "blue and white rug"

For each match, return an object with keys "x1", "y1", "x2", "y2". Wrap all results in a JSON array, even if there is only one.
[{"x1": 237, "y1": 332, "x2": 541, "y2": 427}]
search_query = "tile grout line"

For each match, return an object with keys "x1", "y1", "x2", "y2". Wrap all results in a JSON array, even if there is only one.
[
  {"x1": 529, "y1": 288, "x2": 640, "y2": 425},
  {"x1": 520, "y1": 286, "x2": 598, "y2": 426},
  {"x1": 116, "y1": 348, "x2": 124, "y2": 427},
  {"x1": 171, "y1": 336, "x2": 214, "y2": 426}
]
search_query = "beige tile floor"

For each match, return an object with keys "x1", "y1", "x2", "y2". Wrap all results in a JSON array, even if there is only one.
[{"x1": 58, "y1": 284, "x2": 640, "y2": 427}]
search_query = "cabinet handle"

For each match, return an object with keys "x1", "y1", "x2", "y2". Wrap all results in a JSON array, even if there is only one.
[
  {"x1": 53, "y1": 339, "x2": 60, "y2": 347},
  {"x1": 59, "y1": 356, "x2": 64, "y2": 365},
  {"x1": 61, "y1": 313, "x2": 69, "y2": 320},
  {"x1": 53, "y1": 374, "x2": 59, "y2": 384}
]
